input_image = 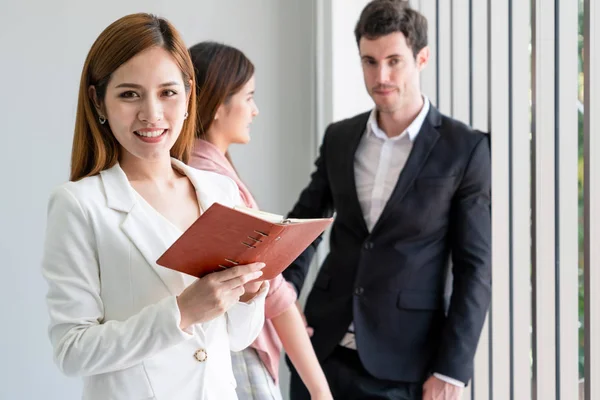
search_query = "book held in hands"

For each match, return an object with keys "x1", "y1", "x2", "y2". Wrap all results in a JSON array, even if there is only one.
[{"x1": 156, "y1": 203, "x2": 333, "y2": 280}]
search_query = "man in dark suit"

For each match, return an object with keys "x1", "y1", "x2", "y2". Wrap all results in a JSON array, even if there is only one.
[{"x1": 282, "y1": 1, "x2": 491, "y2": 399}]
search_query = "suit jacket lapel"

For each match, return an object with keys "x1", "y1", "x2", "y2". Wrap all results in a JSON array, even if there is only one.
[
  {"x1": 100, "y1": 162, "x2": 186, "y2": 295},
  {"x1": 370, "y1": 107, "x2": 442, "y2": 235},
  {"x1": 345, "y1": 112, "x2": 371, "y2": 235}
]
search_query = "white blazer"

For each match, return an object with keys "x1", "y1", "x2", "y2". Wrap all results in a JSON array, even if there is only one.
[{"x1": 42, "y1": 159, "x2": 267, "y2": 400}]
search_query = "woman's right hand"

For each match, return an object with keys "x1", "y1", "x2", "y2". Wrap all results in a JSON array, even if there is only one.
[{"x1": 176, "y1": 262, "x2": 265, "y2": 330}]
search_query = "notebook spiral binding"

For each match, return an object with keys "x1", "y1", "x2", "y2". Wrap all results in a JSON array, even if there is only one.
[{"x1": 217, "y1": 229, "x2": 270, "y2": 269}]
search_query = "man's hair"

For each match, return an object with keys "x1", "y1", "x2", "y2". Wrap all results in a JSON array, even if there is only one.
[{"x1": 354, "y1": 0, "x2": 428, "y2": 58}]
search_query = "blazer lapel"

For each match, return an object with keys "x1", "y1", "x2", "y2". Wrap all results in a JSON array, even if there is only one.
[
  {"x1": 345, "y1": 113, "x2": 371, "y2": 235},
  {"x1": 100, "y1": 163, "x2": 186, "y2": 295},
  {"x1": 171, "y1": 158, "x2": 233, "y2": 212},
  {"x1": 370, "y1": 107, "x2": 442, "y2": 235}
]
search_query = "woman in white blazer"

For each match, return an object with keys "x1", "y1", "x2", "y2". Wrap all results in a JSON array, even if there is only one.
[{"x1": 41, "y1": 14, "x2": 268, "y2": 400}]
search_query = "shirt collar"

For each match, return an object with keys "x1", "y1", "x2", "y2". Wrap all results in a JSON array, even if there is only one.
[{"x1": 367, "y1": 96, "x2": 430, "y2": 142}]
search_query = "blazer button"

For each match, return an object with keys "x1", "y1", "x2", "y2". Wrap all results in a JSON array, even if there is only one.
[
  {"x1": 354, "y1": 287, "x2": 364, "y2": 296},
  {"x1": 194, "y1": 348, "x2": 208, "y2": 362},
  {"x1": 364, "y1": 241, "x2": 374, "y2": 250}
]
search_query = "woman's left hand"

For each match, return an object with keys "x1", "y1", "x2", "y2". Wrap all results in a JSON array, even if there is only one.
[{"x1": 239, "y1": 279, "x2": 265, "y2": 302}]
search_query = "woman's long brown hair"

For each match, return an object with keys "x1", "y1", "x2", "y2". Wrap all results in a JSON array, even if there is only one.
[
  {"x1": 188, "y1": 41, "x2": 255, "y2": 170},
  {"x1": 70, "y1": 13, "x2": 197, "y2": 181}
]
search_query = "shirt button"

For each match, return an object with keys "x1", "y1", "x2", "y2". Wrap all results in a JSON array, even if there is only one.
[
  {"x1": 364, "y1": 241, "x2": 374, "y2": 250},
  {"x1": 194, "y1": 348, "x2": 208, "y2": 362},
  {"x1": 354, "y1": 287, "x2": 364, "y2": 296}
]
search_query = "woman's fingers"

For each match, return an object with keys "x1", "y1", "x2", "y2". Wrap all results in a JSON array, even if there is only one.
[
  {"x1": 211, "y1": 262, "x2": 265, "y2": 283},
  {"x1": 222, "y1": 271, "x2": 263, "y2": 290}
]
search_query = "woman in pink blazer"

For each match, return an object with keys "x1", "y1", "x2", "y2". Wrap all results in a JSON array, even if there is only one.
[{"x1": 187, "y1": 42, "x2": 332, "y2": 400}]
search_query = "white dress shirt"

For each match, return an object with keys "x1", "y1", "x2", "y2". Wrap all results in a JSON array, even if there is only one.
[
  {"x1": 339, "y1": 98, "x2": 465, "y2": 387},
  {"x1": 355, "y1": 99, "x2": 430, "y2": 231}
]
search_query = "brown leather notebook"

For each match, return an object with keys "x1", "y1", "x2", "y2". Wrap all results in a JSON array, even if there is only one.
[{"x1": 156, "y1": 203, "x2": 333, "y2": 280}]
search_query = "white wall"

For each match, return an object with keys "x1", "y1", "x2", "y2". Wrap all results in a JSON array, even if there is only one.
[
  {"x1": 0, "y1": 1, "x2": 315, "y2": 399},
  {"x1": 331, "y1": 0, "x2": 373, "y2": 121}
]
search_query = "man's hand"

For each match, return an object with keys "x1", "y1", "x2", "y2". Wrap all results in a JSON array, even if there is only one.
[{"x1": 422, "y1": 376, "x2": 464, "y2": 400}]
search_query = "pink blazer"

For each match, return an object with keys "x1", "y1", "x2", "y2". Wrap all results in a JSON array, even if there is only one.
[{"x1": 188, "y1": 138, "x2": 297, "y2": 383}]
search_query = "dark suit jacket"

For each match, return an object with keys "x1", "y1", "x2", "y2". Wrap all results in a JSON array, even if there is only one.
[{"x1": 282, "y1": 106, "x2": 491, "y2": 385}]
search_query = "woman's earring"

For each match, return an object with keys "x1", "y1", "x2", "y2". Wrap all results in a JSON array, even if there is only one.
[
  {"x1": 99, "y1": 115, "x2": 107, "y2": 125},
  {"x1": 184, "y1": 112, "x2": 189, "y2": 120}
]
